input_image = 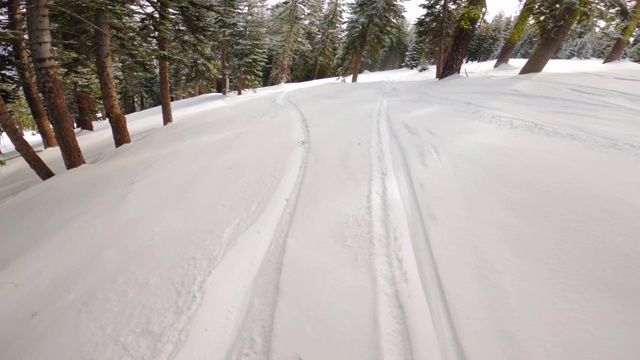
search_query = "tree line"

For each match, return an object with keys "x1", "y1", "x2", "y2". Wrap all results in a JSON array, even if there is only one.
[{"x1": 1, "y1": 0, "x2": 638, "y2": 180}]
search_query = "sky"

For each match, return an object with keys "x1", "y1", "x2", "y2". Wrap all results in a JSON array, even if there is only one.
[{"x1": 404, "y1": 0, "x2": 522, "y2": 22}]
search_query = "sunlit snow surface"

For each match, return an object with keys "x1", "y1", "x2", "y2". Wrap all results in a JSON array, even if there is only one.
[{"x1": 1, "y1": 59, "x2": 639, "y2": 360}]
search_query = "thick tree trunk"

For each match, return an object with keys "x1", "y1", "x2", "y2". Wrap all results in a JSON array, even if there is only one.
[
  {"x1": 95, "y1": 9, "x2": 131, "y2": 148},
  {"x1": 7, "y1": 0, "x2": 57, "y2": 149},
  {"x1": 436, "y1": 0, "x2": 449, "y2": 78},
  {"x1": 520, "y1": 1, "x2": 583, "y2": 75},
  {"x1": 603, "y1": 1, "x2": 640, "y2": 63},
  {"x1": 439, "y1": 0, "x2": 486, "y2": 79},
  {"x1": 494, "y1": 0, "x2": 535, "y2": 68},
  {"x1": 26, "y1": 0, "x2": 85, "y2": 169},
  {"x1": 0, "y1": 96, "x2": 54, "y2": 180},
  {"x1": 351, "y1": 50, "x2": 365, "y2": 83},
  {"x1": 75, "y1": 91, "x2": 94, "y2": 131},
  {"x1": 158, "y1": 0, "x2": 173, "y2": 125}
]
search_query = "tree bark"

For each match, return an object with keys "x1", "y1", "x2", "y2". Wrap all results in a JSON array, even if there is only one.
[
  {"x1": 95, "y1": 9, "x2": 131, "y2": 147},
  {"x1": 603, "y1": 0, "x2": 640, "y2": 63},
  {"x1": 351, "y1": 50, "x2": 365, "y2": 83},
  {"x1": 26, "y1": 0, "x2": 85, "y2": 169},
  {"x1": 158, "y1": 0, "x2": 173, "y2": 126},
  {"x1": 0, "y1": 96, "x2": 55, "y2": 180},
  {"x1": 7, "y1": 0, "x2": 57, "y2": 149},
  {"x1": 494, "y1": 0, "x2": 535, "y2": 68},
  {"x1": 439, "y1": 0, "x2": 486, "y2": 79},
  {"x1": 520, "y1": 1, "x2": 584, "y2": 75},
  {"x1": 75, "y1": 91, "x2": 94, "y2": 131},
  {"x1": 436, "y1": 0, "x2": 449, "y2": 78}
]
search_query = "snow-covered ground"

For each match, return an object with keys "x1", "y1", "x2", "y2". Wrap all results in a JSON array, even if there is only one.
[{"x1": 1, "y1": 59, "x2": 639, "y2": 360}]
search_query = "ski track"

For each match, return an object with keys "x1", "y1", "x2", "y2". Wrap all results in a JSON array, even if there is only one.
[
  {"x1": 384, "y1": 89, "x2": 467, "y2": 360},
  {"x1": 370, "y1": 93, "x2": 413, "y2": 359},
  {"x1": 226, "y1": 91, "x2": 310, "y2": 360}
]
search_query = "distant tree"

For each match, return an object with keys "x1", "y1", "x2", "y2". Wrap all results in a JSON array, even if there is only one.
[
  {"x1": 0, "y1": 96, "x2": 55, "y2": 180},
  {"x1": 438, "y1": 0, "x2": 486, "y2": 79},
  {"x1": 311, "y1": 0, "x2": 344, "y2": 79},
  {"x1": 520, "y1": 0, "x2": 588, "y2": 75},
  {"x1": 339, "y1": 0, "x2": 405, "y2": 82},
  {"x1": 268, "y1": 0, "x2": 308, "y2": 84},
  {"x1": 231, "y1": 0, "x2": 269, "y2": 94},
  {"x1": 26, "y1": 0, "x2": 85, "y2": 169}
]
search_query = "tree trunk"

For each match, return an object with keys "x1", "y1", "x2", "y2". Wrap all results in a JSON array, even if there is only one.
[
  {"x1": 520, "y1": 1, "x2": 584, "y2": 75},
  {"x1": 603, "y1": 0, "x2": 640, "y2": 63},
  {"x1": 7, "y1": 0, "x2": 57, "y2": 149},
  {"x1": 494, "y1": 0, "x2": 535, "y2": 68},
  {"x1": 221, "y1": 49, "x2": 228, "y2": 95},
  {"x1": 351, "y1": 50, "x2": 365, "y2": 83},
  {"x1": 439, "y1": 0, "x2": 486, "y2": 79},
  {"x1": 158, "y1": 0, "x2": 173, "y2": 125},
  {"x1": 75, "y1": 91, "x2": 94, "y2": 131},
  {"x1": 436, "y1": 0, "x2": 449, "y2": 78},
  {"x1": 123, "y1": 93, "x2": 136, "y2": 114},
  {"x1": 139, "y1": 95, "x2": 145, "y2": 110},
  {"x1": 95, "y1": 9, "x2": 131, "y2": 148},
  {"x1": 0, "y1": 96, "x2": 55, "y2": 180},
  {"x1": 193, "y1": 68, "x2": 201, "y2": 96},
  {"x1": 26, "y1": 0, "x2": 85, "y2": 169}
]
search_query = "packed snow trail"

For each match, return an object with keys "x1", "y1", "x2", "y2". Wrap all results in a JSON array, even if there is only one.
[{"x1": 2, "y1": 60, "x2": 640, "y2": 360}]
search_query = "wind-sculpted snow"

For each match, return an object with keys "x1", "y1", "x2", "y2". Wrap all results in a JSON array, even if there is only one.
[{"x1": 1, "y1": 59, "x2": 639, "y2": 360}]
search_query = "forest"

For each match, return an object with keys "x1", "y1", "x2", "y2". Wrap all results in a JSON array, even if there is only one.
[{"x1": 0, "y1": 0, "x2": 639, "y2": 179}]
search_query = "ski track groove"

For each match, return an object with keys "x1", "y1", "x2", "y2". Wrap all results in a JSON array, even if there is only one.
[
  {"x1": 370, "y1": 93, "x2": 415, "y2": 360},
  {"x1": 226, "y1": 91, "x2": 310, "y2": 360},
  {"x1": 383, "y1": 89, "x2": 467, "y2": 360}
]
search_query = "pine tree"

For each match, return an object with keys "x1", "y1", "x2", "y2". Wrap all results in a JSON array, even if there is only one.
[
  {"x1": 494, "y1": 0, "x2": 535, "y2": 67},
  {"x1": 0, "y1": 95, "x2": 55, "y2": 180},
  {"x1": 6, "y1": 0, "x2": 58, "y2": 149},
  {"x1": 520, "y1": 0, "x2": 588, "y2": 75},
  {"x1": 311, "y1": 0, "x2": 344, "y2": 79},
  {"x1": 26, "y1": 0, "x2": 85, "y2": 169},
  {"x1": 604, "y1": 0, "x2": 640, "y2": 63},
  {"x1": 231, "y1": 0, "x2": 269, "y2": 94},
  {"x1": 339, "y1": 0, "x2": 405, "y2": 82},
  {"x1": 268, "y1": 0, "x2": 309, "y2": 84},
  {"x1": 439, "y1": 0, "x2": 486, "y2": 79}
]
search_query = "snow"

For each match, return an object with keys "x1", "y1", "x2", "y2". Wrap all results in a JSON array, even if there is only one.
[{"x1": 1, "y1": 59, "x2": 639, "y2": 360}]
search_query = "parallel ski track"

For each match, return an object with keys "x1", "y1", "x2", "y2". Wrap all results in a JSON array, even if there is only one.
[
  {"x1": 383, "y1": 88, "x2": 467, "y2": 360},
  {"x1": 370, "y1": 94, "x2": 414, "y2": 359},
  {"x1": 227, "y1": 91, "x2": 310, "y2": 359}
]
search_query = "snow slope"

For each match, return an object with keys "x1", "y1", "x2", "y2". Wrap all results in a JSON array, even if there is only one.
[{"x1": 1, "y1": 59, "x2": 639, "y2": 360}]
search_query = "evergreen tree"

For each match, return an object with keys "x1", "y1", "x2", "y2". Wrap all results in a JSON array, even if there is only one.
[
  {"x1": 231, "y1": 0, "x2": 269, "y2": 94},
  {"x1": 268, "y1": 0, "x2": 309, "y2": 84},
  {"x1": 0, "y1": 95, "x2": 55, "y2": 180},
  {"x1": 520, "y1": 0, "x2": 589, "y2": 75},
  {"x1": 311, "y1": 0, "x2": 344, "y2": 79},
  {"x1": 439, "y1": 0, "x2": 486, "y2": 79},
  {"x1": 604, "y1": 0, "x2": 640, "y2": 63},
  {"x1": 494, "y1": 0, "x2": 535, "y2": 67},
  {"x1": 26, "y1": 0, "x2": 85, "y2": 169},
  {"x1": 339, "y1": 0, "x2": 405, "y2": 82}
]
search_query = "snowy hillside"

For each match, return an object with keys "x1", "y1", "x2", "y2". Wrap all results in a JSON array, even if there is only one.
[{"x1": 1, "y1": 59, "x2": 639, "y2": 360}]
